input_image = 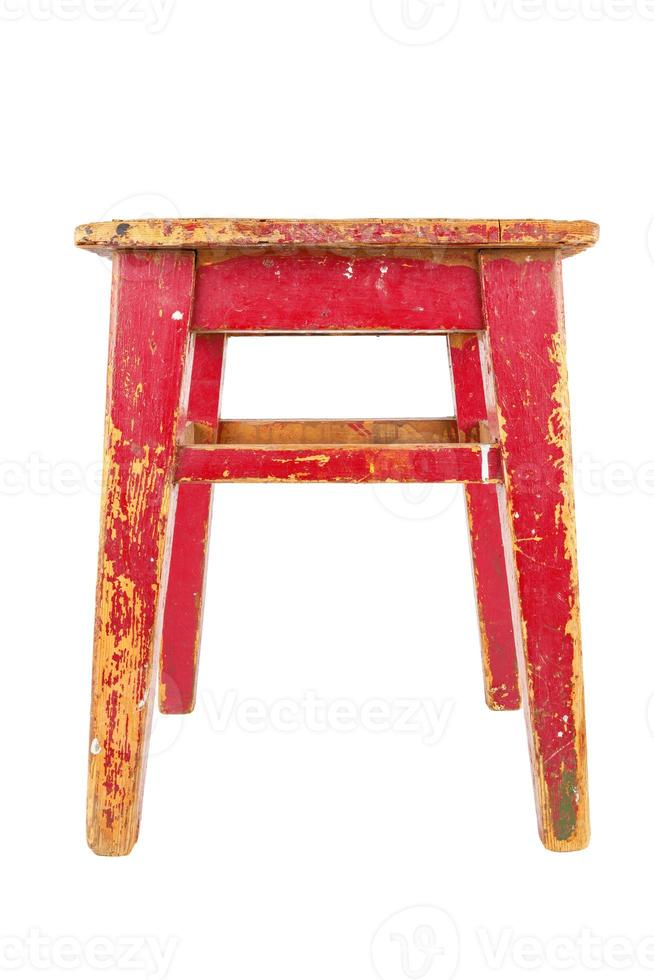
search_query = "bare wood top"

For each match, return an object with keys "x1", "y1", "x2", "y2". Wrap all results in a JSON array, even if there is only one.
[{"x1": 75, "y1": 218, "x2": 599, "y2": 256}]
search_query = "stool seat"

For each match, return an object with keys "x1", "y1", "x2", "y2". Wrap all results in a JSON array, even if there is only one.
[
  {"x1": 77, "y1": 216, "x2": 598, "y2": 856},
  {"x1": 76, "y1": 216, "x2": 599, "y2": 255}
]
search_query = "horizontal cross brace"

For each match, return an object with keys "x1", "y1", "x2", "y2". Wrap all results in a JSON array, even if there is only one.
[
  {"x1": 186, "y1": 417, "x2": 477, "y2": 446},
  {"x1": 175, "y1": 442, "x2": 500, "y2": 484},
  {"x1": 192, "y1": 250, "x2": 484, "y2": 333}
]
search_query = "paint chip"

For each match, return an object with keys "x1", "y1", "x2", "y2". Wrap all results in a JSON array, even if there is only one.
[
  {"x1": 171, "y1": 310, "x2": 184, "y2": 321},
  {"x1": 90, "y1": 738, "x2": 101, "y2": 755},
  {"x1": 481, "y1": 444, "x2": 490, "y2": 482}
]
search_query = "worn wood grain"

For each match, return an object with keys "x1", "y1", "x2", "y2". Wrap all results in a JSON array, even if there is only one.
[
  {"x1": 159, "y1": 333, "x2": 226, "y2": 715},
  {"x1": 448, "y1": 333, "x2": 520, "y2": 711},
  {"x1": 175, "y1": 443, "x2": 501, "y2": 484},
  {"x1": 75, "y1": 217, "x2": 599, "y2": 255},
  {"x1": 209, "y1": 417, "x2": 463, "y2": 445},
  {"x1": 479, "y1": 249, "x2": 589, "y2": 851},
  {"x1": 78, "y1": 216, "x2": 597, "y2": 855},
  {"x1": 87, "y1": 249, "x2": 194, "y2": 856}
]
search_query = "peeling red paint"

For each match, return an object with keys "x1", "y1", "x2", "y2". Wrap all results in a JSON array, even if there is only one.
[
  {"x1": 87, "y1": 249, "x2": 194, "y2": 856},
  {"x1": 480, "y1": 250, "x2": 589, "y2": 850},
  {"x1": 448, "y1": 333, "x2": 520, "y2": 711},
  {"x1": 193, "y1": 251, "x2": 483, "y2": 333},
  {"x1": 159, "y1": 333, "x2": 226, "y2": 715},
  {"x1": 176, "y1": 443, "x2": 501, "y2": 484},
  {"x1": 81, "y1": 224, "x2": 595, "y2": 856},
  {"x1": 75, "y1": 217, "x2": 598, "y2": 254}
]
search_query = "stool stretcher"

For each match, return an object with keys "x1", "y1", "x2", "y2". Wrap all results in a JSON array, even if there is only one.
[{"x1": 175, "y1": 442, "x2": 501, "y2": 484}]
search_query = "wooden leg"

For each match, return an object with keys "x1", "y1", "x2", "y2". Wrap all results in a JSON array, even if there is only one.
[
  {"x1": 87, "y1": 250, "x2": 195, "y2": 856},
  {"x1": 448, "y1": 334, "x2": 520, "y2": 711},
  {"x1": 479, "y1": 250, "x2": 589, "y2": 851},
  {"x1": 159, "y1": 333, "x2": 226, "y2": 714}
]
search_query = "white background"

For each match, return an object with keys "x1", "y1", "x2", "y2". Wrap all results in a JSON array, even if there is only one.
[{"x1": 1, "y1": 1, "x2": 653, "y2": 978}]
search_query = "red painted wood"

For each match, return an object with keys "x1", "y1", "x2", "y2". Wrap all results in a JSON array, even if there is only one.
[
  {"x1": 193, "y1": 251, "x2": 484, "y2": 333},
  {"x1": 76, "y1": 217, "x2": 598, "y2": 254},
  {"x1": 186, "y1": 332, "x2": 227, "y2": 424},
  {"x1": 462, "y1": 486, "x2": 521, "y2": 708},
  {"x1": 184, "y1": 218, "x2": 499, "y2": 247},
  {"x1": 159, "y1": 333, "x2": 226, "y2": 715},
  {"x1": 448, "y1": 334, "x2": 520, "y2": 711},
  {"x1": 498, "y1": 220, "x2": 585, "y2": 249},
  {"x1": 185, "y1": 218, "x2": 500, "y2": 246},
  {"x1": 480, "y1": 250, "x2": 589, "y2": 850},
  {"x1": 176, "y1": 443, "x2": 501, "y2": 484},
  {"x1": 87, "y1": 250, "x2": 195, "y2": 855}
]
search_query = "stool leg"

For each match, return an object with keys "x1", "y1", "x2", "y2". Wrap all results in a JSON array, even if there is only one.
[
  {"x1": 159, "y1": 333, "x2": 226, "y2": 714},
  {"x1": 479, "y1": 249, "x2": 589, "y2": 851},
  {"x1": 87, "y1": 250, "x2": 195, "y2": 855},
  {"x1": 448, "y1": 334, "x2": 520, "y2": 710}
]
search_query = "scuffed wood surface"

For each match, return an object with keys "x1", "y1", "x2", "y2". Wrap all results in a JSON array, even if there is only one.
[
  {"x1": 78, "y1": 219, "x2": 597, "y2": 856},
  {"x1": 448, "y1": 333, "x2": 520, "y2": 711},
  {"x1": 193, "y1": 250, "x2": 483, "y2": 333},
  {"x1": 87, "y1": 250, "x2": 194, "y2": 856},
  {"x1": 75, "y1": 217, "x2": 599, "y2": 256},
  {"x1": 213, "y1": 418, "x2": 462, "y2": 445},
  {"x1": 175, "y1": 443, "x2": 501, "y2": 484},
  {"x1": 479, "y1": 249, "x2": 589, "y2": 851},
  {"x1": 159, "y1": 333, "x2": 226, "y2": 715}
]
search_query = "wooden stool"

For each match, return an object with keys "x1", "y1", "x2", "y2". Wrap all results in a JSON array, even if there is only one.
[{"x1": 76, "y1": 217, "x2": 598, "y2": 855}]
